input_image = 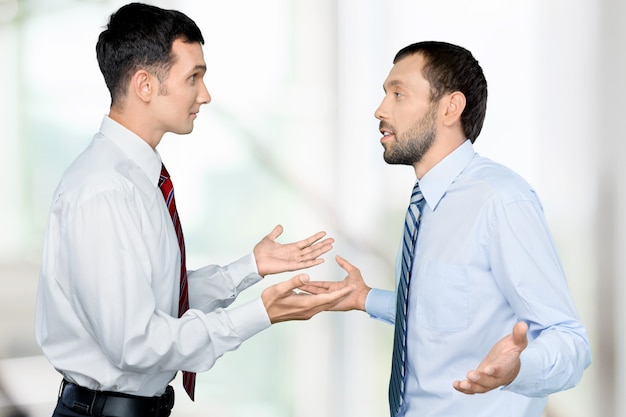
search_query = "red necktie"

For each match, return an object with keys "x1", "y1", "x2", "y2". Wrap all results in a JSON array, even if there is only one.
[{"x1": 159, "y1": 163, "x2": 196, "y2": 400}]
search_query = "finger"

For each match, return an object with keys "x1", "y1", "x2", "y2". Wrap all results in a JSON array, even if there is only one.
[
  {"x1": 316, "y1": 284, "x2": 355, "y2": 304},
  {"x1": 298, "y1": 283, "x2": 338, "y2": 295},
  {"x1": 453, "y1": 379, "x2": 485, "y2": 395},
  {"x1": 297, "y1": 231, "x2": 327, "y2": 249},
  {"x1": 272, "y1": 273, "x2": 310, "y2": 294},
  {"x1": 301, "y1": 283, "x2": 353, "y2": 302},
  {"x1": 267, "y1": 224, "x2": 283, "y2": 241},
  {"x1": 452, "y1": 379, "x2": 476, "y2": 394},
  {"x1": 297, "y1": 287, "x2": 324, "y2": 295},
  {"x1": 296, "y1": 258, "x2": 325, "y2": 270},
  {"x1": 512, "y1": 321, "x2": 529, "y2": 347},
  {"x1": 304, "y1": 237, "x2": 335, "y2": 251},
  {"x1": 299, "y1": 238, "x2": 335, "y2": 258},
  {"x1": 467, "y1": 368, "x2": 512, "y2": 394},
  {"x1": 458, "y1": 375, "x2": 496, "y2": 394},
  {"x1": 300, "y1": 281, "x2": 333, "y2": 290},
  {"x1": 336, "y1": 255, "x2": 358, "y2": 273}
]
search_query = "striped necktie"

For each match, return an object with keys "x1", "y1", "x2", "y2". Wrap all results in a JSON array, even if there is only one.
[
  {"x1": 159, "y1": 164, "x2": 196, "y2": 401},
  {"x1": 389, "y1": 181, "x2": 424, "y2": 417}
]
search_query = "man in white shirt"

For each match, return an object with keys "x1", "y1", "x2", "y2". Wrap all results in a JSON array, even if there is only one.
[
  {"x1": 302, "y1": 41, "x2": 591, "y2": 416},
  {"x1": 35, "y1": 3, "x2": 354, "y2": 417}
]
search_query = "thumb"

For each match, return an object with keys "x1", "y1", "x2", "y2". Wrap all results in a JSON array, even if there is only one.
[
  {"x1": 335, "y1": 255, "x2": 356, "y2": 272},
  {"x1": 512, "y1": 321, "x2": 529, "y2": 348},
  {"x1": 267, "y1": 224, "x2": 284, "y2": 241},
  {"x1": 279, "y1": 273, "x2": 309, "y2": 292}
]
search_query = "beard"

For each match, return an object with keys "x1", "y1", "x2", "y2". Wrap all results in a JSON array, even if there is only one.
[{"x1": 382, "y1": 103, "x2": 437, "y2": 166}]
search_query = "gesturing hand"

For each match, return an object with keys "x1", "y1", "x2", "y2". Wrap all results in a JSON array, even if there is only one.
[
  {"x1": 299, "y1": 255, "x2": 371, "y2": 312},
  {"x1": 453, "y1": 321, "x2": 529, "y2": 394},
  {"x1": 253, "y1": 225, "x2": 334, "y2": 277},
  {"x1": 261, "y1": 273, "x2": 355, "y2": 324}
]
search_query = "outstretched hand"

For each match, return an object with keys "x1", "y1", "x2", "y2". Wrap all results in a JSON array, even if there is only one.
[
  {"x1": 298, "y1": 255, "x2": 371, "y2": 312},
  {"x1": 253, "y1": 225, "x2": 334, "y2": 277},
  {"x1": 453, "y1": 321, "x2": 529, "y2": 394},
  {"x1": 261, "y1": 273, "x2": 355, "y2": 323}
]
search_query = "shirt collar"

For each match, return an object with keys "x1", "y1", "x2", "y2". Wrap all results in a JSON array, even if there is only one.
[
  {"x1": 99, "y1": 115, "x2": 163, "y2": 187},
  {"x1": 419, "y1": 139, "x2": 475, "y2": 211}
]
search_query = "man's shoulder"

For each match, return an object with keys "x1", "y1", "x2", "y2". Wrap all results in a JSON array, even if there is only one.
[
  {"x1": 463, "y1": 155, "x2": 537, "y2": 203},
  {"x1": 56, "y1": 136, "x2": 146, "y2": 204}
]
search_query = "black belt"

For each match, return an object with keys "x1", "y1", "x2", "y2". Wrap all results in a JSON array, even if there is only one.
[{"x1": 58, "y1": 380, "x2": 175, "y2": 417}]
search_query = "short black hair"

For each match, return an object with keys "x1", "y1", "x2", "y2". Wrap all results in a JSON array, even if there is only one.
[
  {"x1": 394, "y1": 41, "x2": 488, "y2": 143},
  {"x1": 96, "y1": 2, "x2": 204, "y2": 105}
]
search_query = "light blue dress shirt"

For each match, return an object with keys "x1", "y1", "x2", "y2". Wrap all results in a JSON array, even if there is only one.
[{"x1": 366, "y1": 140, "x2": 591, "y2": 417}]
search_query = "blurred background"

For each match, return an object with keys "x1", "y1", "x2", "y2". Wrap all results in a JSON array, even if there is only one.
[{"x1": 0, "y1": 0, "x2": 623, "y2": 416}]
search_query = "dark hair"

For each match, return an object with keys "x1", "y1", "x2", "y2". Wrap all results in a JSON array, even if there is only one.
[
  {"x1": 394, "y1": 41, "x2": 488, "y2": 143},
  {"x1": 96, "y1": 2, "x2": 204, "y2": 105}
]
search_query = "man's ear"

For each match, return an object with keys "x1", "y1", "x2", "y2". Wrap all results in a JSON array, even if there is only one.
[
  {"x1": 131, "y1": 70, "x2": 154, "y2": 103},
  {"x1": 441, "y1": 91, "x2": 466, "y2": 127}
]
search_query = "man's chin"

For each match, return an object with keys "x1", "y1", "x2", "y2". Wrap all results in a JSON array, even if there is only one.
[
  {"x1": 383, "y1": 152, "x2": 413, "y2": 166},
  {"x1": 172, "y1": 125, "x2": 194, "y2": 136}
]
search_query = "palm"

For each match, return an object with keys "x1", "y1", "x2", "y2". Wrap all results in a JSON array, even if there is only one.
[
  {"x1": 299, "y1": 255, "x2": 370, "y2": 311},
  {"x1": 253, "y1": 225, "x2": 334, "y2": 276},
  {"x1": 453, "y1": 322, "x2": 528, "y2": 394}
]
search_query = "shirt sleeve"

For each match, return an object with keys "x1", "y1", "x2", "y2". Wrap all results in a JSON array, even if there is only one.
[
  {"x1": 365, "y1": 241, "x2": 401, "y2": 324},
  {"x1": 187, "y1": 253, "x2": 265, "y2": 313},
  {"x1": 365, "y1": 288, "x2": 396, "y2": 324},
  {"x1": 490, "y1": 198, "x2": 591, "y2": 396},
  {"x1": 59, "y1": 187, "x2": 270, "y2": 374}
]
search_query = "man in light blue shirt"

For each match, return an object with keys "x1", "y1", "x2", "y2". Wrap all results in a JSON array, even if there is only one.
[{"x1": 303, "y1": 41, "x2": 591, "y2": 416}]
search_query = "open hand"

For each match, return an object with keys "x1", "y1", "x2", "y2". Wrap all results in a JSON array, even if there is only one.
[
  {"x1": 261, "y1": 273, "x2": 355, "y2": 323},
  {"x1": 298, "y1": 255, "x2": 370, "y2": 312},
  {"x1": 253, "y1": 225, "x2": 334, "y2": 277},
  {"x1": 453, "y1": 321, "x2": 529, "y2": 394}
]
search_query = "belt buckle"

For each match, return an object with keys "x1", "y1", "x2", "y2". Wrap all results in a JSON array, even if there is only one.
[
  {"x1": 59, "y1": 380, "x2": 97, "y2": 415},
  {"x1": 58, "y1": 380, "x2": 67, "y2": 398}
]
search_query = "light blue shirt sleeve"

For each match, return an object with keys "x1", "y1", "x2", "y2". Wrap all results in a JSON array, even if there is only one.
[
  {"x1": 490, "y1": 198, "x2": 591, "y2": 396},
  {"x1": 365, "y1": 288, "x2": 396, "y2": 324}
]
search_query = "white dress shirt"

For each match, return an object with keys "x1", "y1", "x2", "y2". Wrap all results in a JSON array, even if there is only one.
[
  {"x1": 366, "y1": 140, "x2": 591, "y2": 417},
  {"x1": 35, "y1": 116, "x2": 271, "y2": 397}
]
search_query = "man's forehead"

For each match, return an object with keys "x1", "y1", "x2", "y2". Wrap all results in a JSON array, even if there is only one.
[
  {"x1": 171, "y1": 40, "x2": 206, "y2": 67},
  {"x1": 386, "y1": 55, "x2": 426, "y2": 81}
]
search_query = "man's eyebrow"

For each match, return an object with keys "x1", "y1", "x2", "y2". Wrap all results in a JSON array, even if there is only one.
[
  {"x1": 186, "y1": 64, "x2": 206, "y2": 75},
  {"x1": 383, "y1": 79, "x2": 403, "y2": 92}
]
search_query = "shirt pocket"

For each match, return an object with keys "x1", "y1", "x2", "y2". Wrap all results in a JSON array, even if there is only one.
[{"x1": 413, "y1": 260, "x2": 469, "y2": 332}]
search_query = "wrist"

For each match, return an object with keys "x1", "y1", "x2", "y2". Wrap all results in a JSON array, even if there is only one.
[{"x1": 357, "y1": 287, "x2": 371, "y2": 311}]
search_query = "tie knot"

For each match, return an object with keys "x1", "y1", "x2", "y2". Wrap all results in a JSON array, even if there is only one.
[
  {"x1": 159, "y1": 164, "x2": 170, "y2": 188},
  {"x1": 410, "y1": 181, "x2": 424, "y2": 206}
]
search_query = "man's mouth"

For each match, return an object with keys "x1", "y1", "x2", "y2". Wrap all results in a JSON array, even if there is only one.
[
  {"x1": 380, "y1": 126, "x2": 394, "y2": 142},
  {"x1": 379, "y1": 121, "x2": 394, "y2": 138}
]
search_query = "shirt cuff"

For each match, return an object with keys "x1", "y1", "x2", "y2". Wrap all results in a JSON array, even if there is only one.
[
  {"x1": 365, "y1": 288, "x2": 396, "y2": 324},
  {"x1": 227, "y1": 297, "x2": 271, "y2": 341},
  {"x1": 225, "y1": 253, "x2": 260, "y2": 287},
  {"x1": 502, "y1": 345, "x2": 545, "y2": 395}
]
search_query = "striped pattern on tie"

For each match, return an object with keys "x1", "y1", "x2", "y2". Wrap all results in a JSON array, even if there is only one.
[
  {"x1": 159, "y1": 164, "x2": 196, "y2": 401},
  {"x1": 389, "y1": 181, "x2": 424, "y2": 417}
]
